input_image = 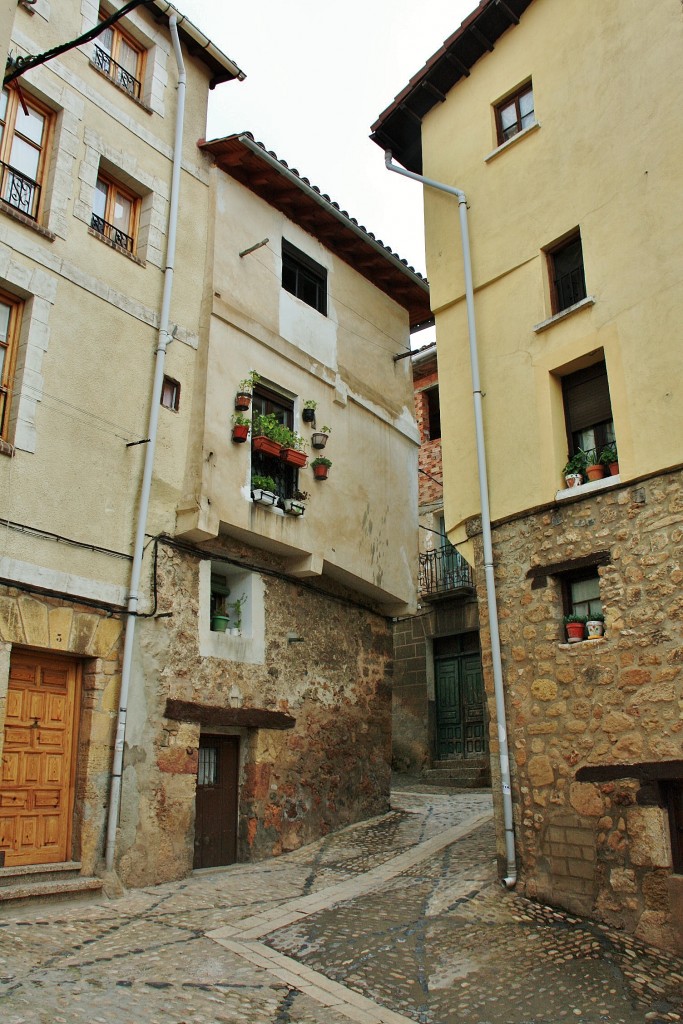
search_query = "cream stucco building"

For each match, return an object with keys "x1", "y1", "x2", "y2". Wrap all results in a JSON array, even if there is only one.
[{"x1": 373, "y1": 0, "x2": 683, "y2": 951}]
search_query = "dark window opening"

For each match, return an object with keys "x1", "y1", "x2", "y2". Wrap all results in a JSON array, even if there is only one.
[
  {"x1": 425, "y1": 386, "x2": 441, "y2": 440},
  {"x1": 251, "y1": 385, "x2": 298, "y2": 500},
  {"x1": 282, "y1": 239, "x2": 327, "y2": 315},
  {"x1": 161, "y1": 375, "x2": 180, "y2": 410},
  {"x1": 561, "y1": 569, "x2": 602, "y2": 621},
  {"x1": 663, "y1": 781, "x2": 683, "y2": 873},
  {"x1": 548, "y1": 232, "x2": 587, "y2": 313},
  {"x1": 210, "y1": 571, "x2": 231, "y2": 619},
  {"x1": 562, "y1": 360, "x2": 615, "y2": 462},
  {"x1": 495, "y1": 82, "x2": 535, "y2": 144}
]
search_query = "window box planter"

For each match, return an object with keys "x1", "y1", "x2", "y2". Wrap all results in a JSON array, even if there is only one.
[
  {"x1": 283, "y1": 498, "x2": 305, "y2": 516},
  {"x1": 252, "y1": 487, "x2": 278, "y2": 507},
  {"x1": 253, "y1": 435, "x2": 282, "y2": 457},
  {"x1": 279, "y1": 446, "x2": 308, "y2": 468}
]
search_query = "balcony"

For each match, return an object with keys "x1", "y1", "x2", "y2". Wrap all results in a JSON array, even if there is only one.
[
  {"x1": 90, "y1": 213, "x2": 134, "y2": 253},
  {"x1": 419, "y1": 544, "x2": 474, "y2": 598},
  {"x1": 0, "y1": 161, "x2": 41, "y2": 220},
  {"x1": 93, "y1": 45, "x2": 142, "y2": 99}
]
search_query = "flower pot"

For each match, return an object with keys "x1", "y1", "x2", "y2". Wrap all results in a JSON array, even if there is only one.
[
  {"x1": 313, "y1": 464, "x2": 329, "y2": 480},
  {"x1": 585, "y1": 464, "x2": 605, "y2": 481},
  {"x1": 586, "y1": 620, "x2": 605, "y2": 639},
  {"x1": 235, "y1": 391, "x2": 252, "y2": 411},
  {"x1": 279, "y1": 447, "x2": 308, "y2": 468},
  {"x1": 311, "y1": 432, "x2": 328, "y2": 450},
  {"x1": 302, "y1": 408, "x2": 316, "y2": 423},
  {"x1": 608, "y1": 461, "x2": 619, "y2": 476},
  {"x1": 232, "y1": 424, "x2": 249, "y2": 443},
  {"x1": 252, "y1": 487, "x2": 278, "y2": 506},
  {"x1": 211, "y1": 614, "x2": 230, "y2": 632},
  {"x1": 253, "y1": 435, "x2": 282, "y2": 457},
  {"x1": 566, "y1": 621, "x2": 585, "y2": 643},
  {"x1": 283, "y1": 498, "x2": 305, "y2": 516},
  {"x1": 229, "y1": 627, "x2": 241, "y2": 637},
  {"x1": 564, "y1": 473, "x2": 583, "y2": 488}
]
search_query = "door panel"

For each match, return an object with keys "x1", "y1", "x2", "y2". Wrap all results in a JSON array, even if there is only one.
[
  {"x1": 435, "y1": 643, "x2": 487, "y2": 761},
  {"x1": 0, "y1": 651, "x2": 80, "y2": 866},
  {"x1": 193, "y1": 735, "x2": 239, "y2": 869}
]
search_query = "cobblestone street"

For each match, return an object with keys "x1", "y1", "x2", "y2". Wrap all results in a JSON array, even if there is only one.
[{"x1": 2, "y1": 784, "x2": 682, "y2": 1024}]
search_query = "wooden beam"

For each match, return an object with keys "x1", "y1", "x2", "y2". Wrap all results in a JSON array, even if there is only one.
[{"x1": 165, "y1": 699, "x2": 295, "y2": 731}]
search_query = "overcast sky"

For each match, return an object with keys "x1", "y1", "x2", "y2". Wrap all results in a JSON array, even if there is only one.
[{"x1": 176, "y1": 0, "x2": 475, "y2": 285}]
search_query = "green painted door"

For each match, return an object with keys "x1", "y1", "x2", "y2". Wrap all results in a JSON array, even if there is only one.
[{"x1": 435, "y1": 635, "x2": 486, "y2": 760}]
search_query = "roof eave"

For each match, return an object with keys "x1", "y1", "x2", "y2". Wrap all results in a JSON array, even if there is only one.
[{"x1": 152, "y1": 1, "x2": 246, "y2": 85}]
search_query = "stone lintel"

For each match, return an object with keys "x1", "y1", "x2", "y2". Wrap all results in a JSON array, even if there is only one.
[
  {"x1": 164, "y1": 698, "x2": 295, "y2": 731},
  {"x1": 526, "y1": 551, "x2": 611, "y2": 580},
  {"x1": 576, "y1": 760, "x2": 683, "y2": 783}
]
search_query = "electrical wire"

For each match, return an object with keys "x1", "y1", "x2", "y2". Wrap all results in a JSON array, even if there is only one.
[
  {"x1": 19, "y1": 382, "x2": 147, "y2": 444},
  {"x1": 419, "y1": 467, "x2": 443, "y2": 487},
  {"x1": 0, "y1": 517, "x2": 132, "y2": 559}
]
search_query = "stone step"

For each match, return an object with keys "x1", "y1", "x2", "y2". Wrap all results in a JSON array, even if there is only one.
[
  {"x1": 0, "y1": 860, "x2": 83, "y2": 887},
  {"x1": 433, "y1": 758, "x2": 489, "y2": 771},
  {"x1": 0, "y1": 862, "x2": 103, "y2": 905},
  {"x1": 421, "y1": 762, "x2": 491, "y2": 789}
]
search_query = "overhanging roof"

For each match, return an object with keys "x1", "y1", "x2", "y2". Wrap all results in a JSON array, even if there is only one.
[
  {"x1": 200, "y1": 133, "x2": 432, "y2": 330},
  {"x1": 371, "y1": 0, "x2": 534, "y2": 173},
  {"x1": 152, "y1": 1, "x2": 246, "y2": 86}
]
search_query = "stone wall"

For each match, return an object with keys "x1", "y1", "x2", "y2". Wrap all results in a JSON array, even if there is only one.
[
  {"x1": 470, "y1": 469, "x2": 683, "y2": 952},
  {"x1": 116, "y1": 540, "x2": 393, "y2": 886}
]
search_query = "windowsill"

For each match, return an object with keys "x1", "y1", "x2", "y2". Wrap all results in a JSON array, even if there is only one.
[
  {"x1": 485, "y1": 120, "x2": 540, "y2": 163},
  {"x1": 88, "y1": 227, "x2": 145, "y2": 266},
  {"x1": 556, "y1": 473, "x2": 620, "y2": 502},
  {"x1": 89, "y1": 61, "x2": 153, "y2": 114},
  {"x1": 533, "y1": 296, "x2": 595, "y2": 333},
  {"x1": 558, "y1": 637, "x2": 608, "y2": 650},
  {"x1": 0, "y1": 200, "x2": 56, "y2": 240}
]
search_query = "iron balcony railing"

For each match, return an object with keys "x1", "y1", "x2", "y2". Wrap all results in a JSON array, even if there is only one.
[
  {"x1": 555, "y1": 265, "x2": 586, "y2": 310},
  {"x1": 419, "y1": 544, "x2": 474, "y2": 596},
  {"x1": 90, "y1": 213, "x2": 135, "y2": 253},
  {"x1": 93, "y1": 45, "x2": 142, "y2": 99},
  {"x1": 0, "y1": 161, "x2": 41, "y2": 220}
]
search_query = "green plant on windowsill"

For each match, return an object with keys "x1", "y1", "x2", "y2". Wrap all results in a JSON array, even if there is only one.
[
  {"x1": 562, "y1": 451, "x2": 587, "y2": 479},
  {"x1": 252, "y1": 412, "x2": 282, "y2": 440},
  {"x1": 278, "y1": 425, "x2": 308, "y2": 452},
  {"x1": 563, "y1": 614, "x2": 587, "y2": 624},
  {"x1": 229, "y1": 593, "x2": 247, "y2": 632},
  {"x1": 251, "y1": 474, "x2": 277, "y2": 493}
]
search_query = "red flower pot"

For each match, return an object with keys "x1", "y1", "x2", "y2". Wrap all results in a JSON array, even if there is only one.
[
  {"x1": 313, "y1": 463, "x2": 329, "y2": 480},
  {"x1": 279, "y1": 447, "x2": 308, "y2": 468},
  {"x1": 585, "y1": 464, "x2": 605, "y2": 481},
  {"x1": 566, "y1": 621, "x2": 585, "y2": 643},
  {"x1": 235, "y1": 391, "x2": 252, "y2": 411},
  {"x1": 253, "y1": 435, "x2": 282, "y2": 457},
  {"x1": 232, "y1": 424, "x2": 249, "y2": 443}
]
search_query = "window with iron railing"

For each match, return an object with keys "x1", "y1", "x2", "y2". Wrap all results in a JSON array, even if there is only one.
[
  {"x1": 94, "y1": 9, "x2": 144, "y2": 100},
  {"x1": 547, "y1": 231, "x2": 587, "y2": 314},
  {"x1": 91, "y1": 172, "x2": 139, "y2": 254},
  {"x1": 419, "y1": 544, "x2": 474, "y2": 596},
  {"x1": 0, "y1": 88, "x2": 50, "y2": 221}
]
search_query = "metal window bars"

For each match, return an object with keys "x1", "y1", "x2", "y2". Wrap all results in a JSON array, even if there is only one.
[
  {"x1": 419, "y1": 544, "x2": 474, "y2": 596},
  {"x1": 90, "y1": 212, "x2": 134, "y2": 253},
  {"x1": 0, "y1": 161, "x2": 40, "y2": 219},
  {"x1": 93, "y1": 44, "x2": 141, "y2": 99}
]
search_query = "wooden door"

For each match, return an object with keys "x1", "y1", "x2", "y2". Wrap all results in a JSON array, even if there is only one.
[
  {"x1": 435, "y1": 634, "x2": 486, "y2": 761},
  {"x1": 193, "y1": 735, "x2": 239, "y2": 869},
  {"x1": 435, "y1": 658, "x2": 463, "y2": 759},
  {"x1": 0, "y1": 651, "x2": 80, "y2": 867}
]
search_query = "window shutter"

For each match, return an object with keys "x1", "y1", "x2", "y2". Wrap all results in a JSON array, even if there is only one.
[{"x1": 562, "y1": 362, "x2": 612, "y2": 433}]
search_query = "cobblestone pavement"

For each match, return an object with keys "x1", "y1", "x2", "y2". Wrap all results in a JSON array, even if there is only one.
[{"x1": 1, "y1": 784, "x2": 682, "y2": 1024}]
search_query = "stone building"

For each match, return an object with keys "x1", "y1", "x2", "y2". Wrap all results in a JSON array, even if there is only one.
[
  {"x1": 0, "y1": 0, "x2": 244, "y2": 895},
  {"x1": 372, "y1": 0, "x2": 683, "y2": 951},
  {"x1": 392, "y1": 342, "x2": 487, "y2": 787}
]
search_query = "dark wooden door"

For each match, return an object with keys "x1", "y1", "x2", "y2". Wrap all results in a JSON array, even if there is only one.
[
  {"x1": 435, "y1": 635, "x2": 486, "y2": 761},
  {"x1": 193, "y1": 735, "x2": 239, "y2": 869}
]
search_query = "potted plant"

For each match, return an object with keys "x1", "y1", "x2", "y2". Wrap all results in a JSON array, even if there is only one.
[
  {"x1": 279, "y1": 426, "x2": 308, "y2": 468},
  {"x1": 564, "y1": 614, "x2": 587, "y2": 643},
  {"x1": 600, "y1": 442, "x2": 619, "y2": 476},
  {"x1": 283, "y1": 489, "x2": 308, "y2": 516},
  {"x1": 235, "y1": 371, "x2": 260, "y2": 410},
  {"x1": 252, "y1": 412, "x2": 284, "y2": 457},
  {"x1": 586, "y1": 611, "x2": 605, "y2": 639},
  {"x1": 562, "y1": 451, "x2": 587, "y2": 488},
  {"x1": 302, "y1": 399, "x2": 317, "y2": 423},
  {"x1": 584, "y1": 448, "x2": 605, "y2": 482},
  {"x1": 210, "y1": 612, "x2": 230, "y2": 632},
  {"x1": 311, "y1": 425, "x2": 331, "y2": 450},
  {"x1": 228, "y1": 593, "x2": 247, "y2": 636},
  {"x1": 311, "y1": 456, "x2": 331, "y2": 480},
  {"x1": 231, "y1": 412, "x2": 251, "y2": 443},
  {"x1": 251, "y1": 474, "x2": 278, "y2": 506}
]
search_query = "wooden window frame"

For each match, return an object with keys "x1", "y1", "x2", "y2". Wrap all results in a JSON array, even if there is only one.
[
  {"x1": 495, "y1": 81, "x2": 534, "y2": 145},
  {"x1": 251, "y1": 384, "x2": 298, "y2": 500},
  {"x1": 160, "y1": 375, "x2": 180, "y2": 411},
  {"x1": 281, "y1": 239, "x2": 327, "y2": 316},
  {"x1": 561, "y1": 360, "x2": 614, "y2": 461},
  {"x1": 91, "y1": 170, "x2": 140, "y2": 255},
  {"x1": 0, "y1": 87, "x2": 53, "y2": 222},
  {"x1": 560, "y1": 568, "x2": 602, "y2": 621},
  {"x1": 95, "y1": 8, "x2": 146, "y2": 99},
  {"x1": 0, "y1": 291, "x2": 22, "y2": 440},
  {"x1": 546, "y1": 230, "x2": 587, "y2": 314}
]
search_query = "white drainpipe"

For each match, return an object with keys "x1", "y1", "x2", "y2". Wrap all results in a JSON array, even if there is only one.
[
  {"x1": 385, "y1": 152, "x2": 517, "y2": 887},
  {"x1": 104, "y1": 14, "x2": 186, "y2": 873}
]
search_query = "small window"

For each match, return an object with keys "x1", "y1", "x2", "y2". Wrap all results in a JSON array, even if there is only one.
[
  {"x1": 93, "y1": 9, "x2": 145, "y2": 99},
  {"x1": 0, "y1": 88, "x2": 51, "y2": 221},
  {"x1": 495, "y1": 82, "x2": 535, "y2": 144},
  {"x1": 562, "y1": 360, "x2": 615, "y2": 463},
  {"x1": 564, "y1": 571, "x2": 602, "y2": 620},
  {"x1": 0, "y1": 291, "x2": 21, "y2": 439},
  {"x1": 282, "y1": 239, "x2": 327, "y2": 316},
  {"x1": 663, "y1": 781, "x2": 683, "y2": 874},
  {"x1": 91, "y1": 171, "x2": 139, "y2": 254},
  {"x1": 547, "y1": 231, "x2": 587, "y2": 313},
  {"x1": 209, "y1": 563, "x2": 252, "y2": 637},
  {"x1": 251, "y1": 385, "x2": 298, "y2": 500},
  {"x1": 424, "y1": 386, "x2": 441, "y2": 441},
  {"x1": 161, "y1": 375, "x2": 180, "y2": 411}
]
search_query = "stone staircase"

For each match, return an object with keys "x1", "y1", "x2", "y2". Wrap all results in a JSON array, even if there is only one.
[
  {"x1": 0, "y1": 861, "x2": 103, "y2": 906},
  {"x1": 421, "y1": 756, "x2": 491, "y2": 789}
]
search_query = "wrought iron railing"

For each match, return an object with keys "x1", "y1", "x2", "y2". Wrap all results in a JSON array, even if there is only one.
[
  {"x1": 555, "y1": 265, "x2": 586, "y2": 310},
  {"x1": 90, "y1": 213, "x2": 134, "y2": 253},
  {"x1": 93, "y1": 45, "x2": 142, "y2": 99},
  {"x1": 0, "y1": 160, "x2": 41, "y2": 219},
  {"x1": 419, "y1": 544, "x2": 474, "y2": 596}
]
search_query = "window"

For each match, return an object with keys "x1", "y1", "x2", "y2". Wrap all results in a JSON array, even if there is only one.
[
  {"x1": 91, "y1": 171, "x2": 139, "y2": 253},
  {"x1": 495, "y1": 82, "x2": 535, "y2": 144},
  {"x1": 0, "y1": 88, "x2": 51, "y2": 221},
  {"x1": 563, "y1": 571, "x2": 602, "y2": 620},
  {"x1": 562, "y1": 361, "x2": 615, "y2": 463},
  {"x1": 282, "y1": 239, "x2": 327, "y2": 315},
  {"x1": 161, "y1": 375, "x2": 180, "y2": 411},
  {"x1": 209, "y1": 563, "x2": 253, "y2": 637},
  {"x1": 547, "y1": 232, "x2": 587, "y2": 313},
  {"x1": 93, "y1": 9, "x2": 144, "y2": 99},
  {"x1": 663, "y1": 781, "x2": 683, "y2": 874},
  {"x1": 251, "y1": 385, "x2": 298, "y2": 501},
  {"x1": 424, "y1": 386, "x2": 441, "y2": 441},
  {"x1": 0, "y1": 292, "x2": 21, "y2": 440}
]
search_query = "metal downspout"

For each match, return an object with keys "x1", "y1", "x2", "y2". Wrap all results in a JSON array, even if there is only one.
[
  {"x1": 104, "y1": 14, "x2": 186, "y2": 873},
  {"x1": 385, "y1": 152, "x2": 517, "y2": 887}
]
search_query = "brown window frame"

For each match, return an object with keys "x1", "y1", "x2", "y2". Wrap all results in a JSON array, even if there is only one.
[
  {"x1": 494, "y1": 81, "x2": 535, "y2": 145},
  {"x1": 559, "y1": 568, "x2": 603, "y2": 621},
  {"x1": 0, "y1": 290, "x2": 22, "y2": 440},
  {"x1": 561, "y1": 360, "x2": 615, "y2": 463},
  {"x1": 91, "y1": 170, "x2": 140, "y2": 255},
  {"x1": 160, "y1": 375, "x2": 180, "y2": 411},
  {"x1": 94, "y1": 8, "x2": 145, "y2": 100},
  {"x1": 0, "y1": 87, "x2": 52, "y2": 222},
  {"x1": 546, "y1": 231, "x2": 587, "y2": 314},
  {"x1": 251, "y1": 384, "x2": 298, "y2": 501}
]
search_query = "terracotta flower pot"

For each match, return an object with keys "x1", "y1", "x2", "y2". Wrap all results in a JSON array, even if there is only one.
[
  {"x1": 585, "y1": 464, "x2": 605, "y2": 481},
  {"x1": 234, "y1": 391, "x2": 252, "y2": 411},
  {"x1": 608, "y1": 461, "x2": 619, "y2": 476},
  {"x1": 279, "y1": 447, "x2": 308, "y2": 468},
  {"x1": 232, "y1": 424, "x2": 249, "y2": 443},
  {"x1": 566, "y1": 621, "x2": 585, "y2": 643},
  {"x1": 313, "y1": 463, "x2": 329, "y2": 480},
  {"x1": 253, "y1": 435, "x2": 282, "y2": 457}
]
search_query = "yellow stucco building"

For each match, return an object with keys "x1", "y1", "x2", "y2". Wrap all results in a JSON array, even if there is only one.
[{"x1": 373, "y1": 0, "x2": 683, "y2": 951}]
